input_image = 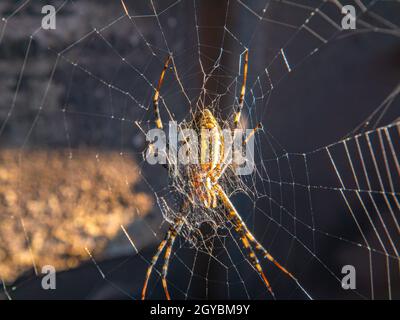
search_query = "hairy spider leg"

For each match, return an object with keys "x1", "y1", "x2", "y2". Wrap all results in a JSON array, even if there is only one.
[
  {"x1": 233, "y1": 49, "x2": 249, "y2": 128},
  {"x1": 153, "y1": 55, "x2": 171, "y2": 129},
  {"x1": 213, "y1": 183, "x2": 275, "y2": 298}
]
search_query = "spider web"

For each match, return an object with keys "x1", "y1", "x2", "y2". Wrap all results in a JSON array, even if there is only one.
[{"x1": 0, "y1": 0, "x2": 399, "y2": 300}]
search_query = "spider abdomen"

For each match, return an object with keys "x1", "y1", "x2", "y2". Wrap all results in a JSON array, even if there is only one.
[
  {"x1": 185, "y1": 109, "x2": 225, "y2": 208},
  {"x1": 198, "y1": 109, "x2": 224, "y2": 174}
]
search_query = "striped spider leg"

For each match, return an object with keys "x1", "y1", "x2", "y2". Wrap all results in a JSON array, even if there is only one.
[{"x1": 141, "y1": 204, "x2": 187, "y2": 300}]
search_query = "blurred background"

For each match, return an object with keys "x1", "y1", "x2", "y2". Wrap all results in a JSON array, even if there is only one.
[{"x1": 0, "y1": 0, "x2": 399, "y2": 299}]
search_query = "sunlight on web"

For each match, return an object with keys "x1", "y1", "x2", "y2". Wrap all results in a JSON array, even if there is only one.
[{"x1": 0, "y1": 0, "x2": 399, "y2": 300}]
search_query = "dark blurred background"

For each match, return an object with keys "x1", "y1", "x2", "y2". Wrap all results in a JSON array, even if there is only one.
[{"x1": 0, "y1": 0, "x2": 399, "y2": 300}]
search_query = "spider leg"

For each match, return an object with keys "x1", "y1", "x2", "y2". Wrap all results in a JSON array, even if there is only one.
[
  {"x1": 161, "y1": 219, "x2": 184, "y2": 300},
  {"x1": 153, "y1": 55, "x2": 171, "y2": 129},
  {"x1": 243, "y1": 122, "x2": 263, "y2": 146},
  {"x1": 120, "y1": 0, "x2": 129, "y2": 16},
  {"x1": 213, "y1": 183, "x2": 312, "y2": 299},
  {"x1": 142, "y1": 201, "x2": 188, "y2": 300},
  {"x1": 141, "y1": 236, "x2": 168, "y2": 300},
  {"x1": 206, "y1": 177, "x2": 218, "y2": 208},
  {"x1": 245, "y1": 231, "x2": 294, "y2": 278},
  {"x1": 210, "y1": 122, "x2": 262, "y2": 185},
  {"x1": 249, "y1": 232, "x2": 312, "y2": 299},
  {"x1": 236, "y1": 226, "x2": 275, "y2": 297},
  {"x1": 213, "y1": 183, "x2": 275, "y2": 298},
  {"x1": 233, "y1": 49, "x2": 249, "y2": 128},
  {"x1": 211, "y1": 189, "x2": 218, "y2": 208}
]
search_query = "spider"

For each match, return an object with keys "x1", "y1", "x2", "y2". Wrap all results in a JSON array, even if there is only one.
[{"x1": 141, "y1": 50, "x2": 307, "y2": 300}]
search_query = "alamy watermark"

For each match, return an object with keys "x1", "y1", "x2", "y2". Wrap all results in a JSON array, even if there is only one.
[
  {"x1": 341, "y1": 5, "x2": 356, "y2": 30},
  {"x1": 145, "y1": 121, "x2": 256, "y2": 176},
  {"x1": 341, "y1": 265, "x2": 356, "y2": 290},
  {"x1": 41, "y1": 265, "x2": 56, "y2": 290},
  {"x1": 41, "y1": 5, "x2": 56, "y2": 30}
]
